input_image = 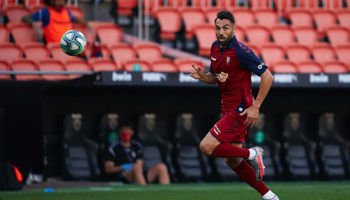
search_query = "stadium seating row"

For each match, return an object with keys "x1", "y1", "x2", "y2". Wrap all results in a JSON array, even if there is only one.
[
  {"x1": 115, "y1": 0, "x2": 350, "y2": 16},
  {"x1": 60, "y1": 112, "x2": 350, "y2": 181},
  {"x1": 0, "y1": 57, "x2": 205, "y2": 81}
]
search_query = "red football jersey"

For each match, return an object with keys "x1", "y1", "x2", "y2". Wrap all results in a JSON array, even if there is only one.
[{"x1": 210, "y1": 36, "x2": 267, "y2": 114}]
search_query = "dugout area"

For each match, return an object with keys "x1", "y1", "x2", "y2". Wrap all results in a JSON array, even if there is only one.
[{"x1": 0, "y1": 75, "x2": 350, "y2": 183}]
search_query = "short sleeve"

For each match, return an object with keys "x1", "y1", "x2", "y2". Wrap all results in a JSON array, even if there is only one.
[
  {"x1": 104, "y1": 147, "x2": 115, "y2": 162},
  {"x1": 236, "y1": 42, "x2": 267, "y2": 76},
  {"x1": 31, "y1": 8, "x2": 50, "y2": 27}
]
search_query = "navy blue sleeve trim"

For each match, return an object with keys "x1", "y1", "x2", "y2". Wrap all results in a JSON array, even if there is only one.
[{"x1": 235, "y1": 42, "x2": 268, "y2": 76}]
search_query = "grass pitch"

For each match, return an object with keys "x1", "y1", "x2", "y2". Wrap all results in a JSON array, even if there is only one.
[{"x1": 1, "y1": 181, "x2": 350, "y2": 200}]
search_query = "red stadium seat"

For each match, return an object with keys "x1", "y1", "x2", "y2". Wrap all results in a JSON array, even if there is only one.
[
  {"x1": 73, "y1": 23, "x2": 95, "y2": 45},
  {"x1": 4, "y1": 5, "x2": 31, "y2": 22},
  {"x1": 133, "y1": 42, "x2": 162, "y2": 63},
  {"x1": 65, "y1": 60, "x2": 91, "y2": 79},
  {"x1": 7, "y1": 22, "x2": 36, "y2": 47},
  {"x1": 260, "y1": 44, "x2": 285, "y2": 66},
  {"x1": 84, "y1": 44, "x2": 110, "y2": 59},
  {"x1": 23, "y1": 42, "x2": 50, "y2": 63},
  {"x1": 66, "y1": 5, "x2": 84, "y2": 19},
  {"x1": 142, "y1": 0, "x2": 162, "y2": 16},
  {"x1": 24, "y1": 0, "x2": 43, "y2": 7},
  {"x1": 0, "y1": 24, "x2": 10, "y2": 43},
  {"x1": 298, "y1": 0, "x2": 320, "y2": 9},
  {"x1": 323, "y1": 0, "x2": 343, "y2": 10},
  {"x1": 0, "y1": 43, "x2": 23, "y2": 62},
  {"x1": 174, "y1": 57, "x2": 205, "y2": 73},
  {"x1": 285, "y1": 44, "x2": 312, "y2": 64},
  {"x1": 11, "y1": 59, "x2": 42, "y2": 81},
  {"x1": 336, "y1": 10, "x2": 350, "y2": 29},
  {"x1": 271, "y1": 61, "x2": 298, "y2": 73},
  {"x1": 294, "y1": 27, "x2": 319, "y2": 47},
  {"x1": 297, "y1": 61, "x2": 323, "y2": 73},
  {"x1": 180, "y1": 8, "x2": 207, "y2": 39},
  {"x1": 95, "y1": 24, "x2": 122, "y2": 46},
  {"x1": 249, "y1": 0, "x2": 270, "y2": 9},
  {"x1": 151, "y1": 58, "x2": 178, "y2": 72},
  {"x1": 322, "y1": 61, "x2": 348, "y2": 73},
  {"x1": 47, "y1": 43, "x2": 83, "y2": 62},
  {"x1": 288, "y1": 10, "x2": 313, "y2": 28},
  {"x1": 194, "y1": 24, "x2": 216, "y2": 57},
  {"x1": 116, "y1": 0, "x2": 137, "y2": 16},
  {"x1": 335, "y1": 45, "x2": 350, "y2": 64},
  {"x1": 231, "y1": 8, "x2": 255, "y2": 28},
  {"x1": 28, "y1": 4, "x2": 45, "y2": 14},
  {"x1": 216, "y1": 0, "x2": 236, "y2": 9},
  {"x1": 124, "y1": 59, "x2": 151, "y2": 72},
  {"x1": 0, "y1": 0, "x2": 17, "y2": 9},
  {"x1": 245, "y1": 25, "x2": 271, "y2": 47},
  {"x1": 326, "y1": 26, "x2": 350, "y2": 47},
  {"x1": 270, "y1": 25, "x2": 295, "y2": 47},
  {"x1": 191, "y1": 0, "x2": 212, "y2": 10},
  {"x1": 235, "y1": 26, "x2": 245, "y2": 42},
  {"x1": 38, "y1": 59, "x2": 68, "y2": 81},
  {"x1": 155, "y1": 8, "x2": 181, "y2": 40},
  {"x1": 273, "y1": 0, "x2": 296, "y2": 11},
  {"x1": 312, "y1": 10, "x2": 337, "y2": 33},
  {"x1": 254, "y1": 9, "x2": 278, "y2": 29},
  {"x1": 109, "y1": 43, "x2": 137, "y2": 67},
  {"x1": 205, "y1": 8, "x2": 222, "y2": 25},
  {"x1": 0, "y1": 61, "x2": 12, "y2": 80},
  {"x1": 311, "y1": 43, "x2": 336, "y2": 64},
  {"x1": 65, "y1": 60, "x2": 91, "y2": 71},
  {"x1": 167, "y1": 0, "x2": 188, "y2": 9},
  {"x1": 89, "y1": 58, "x2": 119, "y2": 72}
]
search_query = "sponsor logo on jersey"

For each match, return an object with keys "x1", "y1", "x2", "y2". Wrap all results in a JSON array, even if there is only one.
[
  {"x1": 216, "y1": 72, "x2": 228, "y2": 82},
  {"x1": 258, "y1": 62, "x2": 264, "y2": 69},
  {"x1": 211, "y1": 57, "x2": 217, "y2": 61}
]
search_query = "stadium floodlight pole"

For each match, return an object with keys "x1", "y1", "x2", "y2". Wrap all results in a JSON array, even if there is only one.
[
  {"x1": 138, "y1": 0, "x2": 143, "y2": 39},
  {"x1": 145, "y1": 0, "x2": 150, "y2": 41}
]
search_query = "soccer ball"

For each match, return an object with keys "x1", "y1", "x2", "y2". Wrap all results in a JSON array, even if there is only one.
[{"x1": 60, "y1": 30, "x2": 86, "y2": 56}]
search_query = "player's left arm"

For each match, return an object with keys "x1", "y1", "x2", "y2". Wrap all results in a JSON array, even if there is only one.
[
  {"x1": 241, "y1": 69, "x2": 273, "y2": 127},
  {"x1": 237, "y1": 43, "x2": 274, "y2": 127}
]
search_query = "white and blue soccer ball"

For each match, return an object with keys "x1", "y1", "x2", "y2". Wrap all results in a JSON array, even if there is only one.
[{"x1": 60, "y1": 30, "x2": 86, "y2": 56}]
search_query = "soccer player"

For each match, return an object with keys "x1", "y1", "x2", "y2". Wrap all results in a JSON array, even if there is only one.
[{"x1": 190, "y1": 11, "x2": 278, "y2": 200}]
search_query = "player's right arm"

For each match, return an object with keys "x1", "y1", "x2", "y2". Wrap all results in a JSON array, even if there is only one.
[{"x1": 190, "y1": 64, "x2": 217, "y2": 84}]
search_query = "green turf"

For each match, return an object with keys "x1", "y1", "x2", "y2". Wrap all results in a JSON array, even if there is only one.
[{"x1": 1, "y1": 182, "x2": 350, "y2": 200}]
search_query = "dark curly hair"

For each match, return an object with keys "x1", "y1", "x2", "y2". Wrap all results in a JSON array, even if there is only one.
[{"x1": 215, "y1": 10, "x2": 235, "y2": 24}]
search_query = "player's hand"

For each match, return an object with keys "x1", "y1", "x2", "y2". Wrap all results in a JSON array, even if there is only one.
[
  {"x1": 121, "y1": 163, "x2": 134, "y2": 172},
  {"x1": 240, "y1": 106, "x2": 259, "y2": 128},
  {"x1": 190, "y1": 64, "x2": 203, "y2": 80}
]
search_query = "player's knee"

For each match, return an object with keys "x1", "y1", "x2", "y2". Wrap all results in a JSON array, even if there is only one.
[
  {"x1": 156, "y1": 163, "x2": 168, "y2": 172},
  {"x1": 132, "y1": 163, "x2": 143, "y2": 172},
  {"x1": 199, "y1": 141, "x2": 214, "y2": 155}
]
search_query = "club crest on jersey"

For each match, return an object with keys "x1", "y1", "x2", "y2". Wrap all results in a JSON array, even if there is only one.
[
  {"x1": 226, "y1": 56, "x2": 230, "y2": 64},
  {"x1": 216, "y1": 72, "x2": 228, "y2": 82}
]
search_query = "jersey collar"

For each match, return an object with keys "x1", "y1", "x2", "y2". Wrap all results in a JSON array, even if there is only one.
[{"x1": 217, "y1": 36, "x2": 237, "y2": 51}]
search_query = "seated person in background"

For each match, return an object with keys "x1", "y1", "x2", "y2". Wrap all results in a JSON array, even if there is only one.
[
  {"x1": 21, "y1": 0, "x2": 93, "y2": 44},
  {"x1": 104, "y1": 122, "x2": 170, "y2": 185}
]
